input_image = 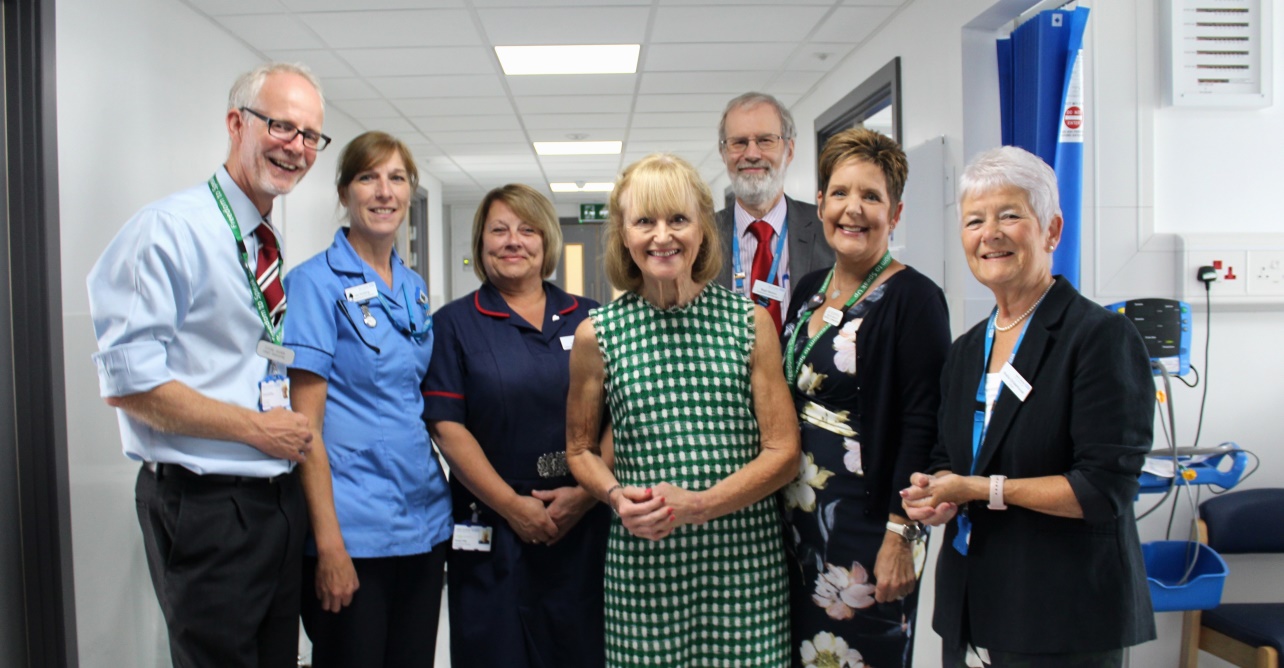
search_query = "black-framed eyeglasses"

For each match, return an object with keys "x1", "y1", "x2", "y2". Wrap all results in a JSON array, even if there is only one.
[
  {"x1": 719, "y1": 133, "x2": 784, "y2": 154},
  {"x1": 240, "y1": 107, "x2": 331, "y2": 151}
]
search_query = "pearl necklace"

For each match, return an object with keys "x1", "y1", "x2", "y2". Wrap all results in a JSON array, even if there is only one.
[{"x1": 994, "y1": 279, "x2": 1055, "y2": 332}]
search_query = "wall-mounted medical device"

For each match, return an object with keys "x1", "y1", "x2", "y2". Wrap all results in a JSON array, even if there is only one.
[{"x1": 1105, "y1": 298, "x2": 1193, "y2": 376}]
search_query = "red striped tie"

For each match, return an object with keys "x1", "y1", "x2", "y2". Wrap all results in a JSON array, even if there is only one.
[
  {"x1": 254, "y1": 222, "x2": 285, "y2": 326},
  {"x1": 747, "y1": 220, "x2": 781, "y2": 331}
]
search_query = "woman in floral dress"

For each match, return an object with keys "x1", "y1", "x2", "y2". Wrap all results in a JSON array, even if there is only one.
[{"x1": 779, "y1": 129, "x2": 950, "y2": 668}]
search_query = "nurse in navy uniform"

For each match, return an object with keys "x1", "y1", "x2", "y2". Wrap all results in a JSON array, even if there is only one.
[{"x1": 424, "y1": 183, "x2": 609, "y2": 668}]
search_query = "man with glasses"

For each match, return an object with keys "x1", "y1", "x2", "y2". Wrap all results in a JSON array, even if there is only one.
[
  {"x1": 88, "y1": 62, "x2": 327, "y2": 668},
  {"x1": 716, "y1": 92, "x2": 832, "y2": 331}
]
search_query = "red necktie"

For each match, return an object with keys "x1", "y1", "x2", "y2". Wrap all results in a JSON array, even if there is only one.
[
  {"x1": 747, "y1": 220, "x2": 781, "y2": 331},
  {"x1": 254, "y1": 222, "x2": 286, "y2": 327}
]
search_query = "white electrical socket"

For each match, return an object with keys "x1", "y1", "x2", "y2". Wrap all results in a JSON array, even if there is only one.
[{"x1": 1248, "y1": 251, "x2": 1284, "y2": 296}]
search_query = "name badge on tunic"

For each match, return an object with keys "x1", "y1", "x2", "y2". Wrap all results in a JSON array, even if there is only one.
[
  {"x1": 822, "y1": 307, "x2": 844, "y2": 327},
  {"x1": 560, "y1": 335, "x2": 575, "y2": 351},
  {"x1": 344, "y1": 281, "x2": 379, "y2": 302}
]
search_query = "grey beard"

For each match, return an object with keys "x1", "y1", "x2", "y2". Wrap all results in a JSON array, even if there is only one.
[{"x1": 730, "y1": 168, "x2": 785, "y2": 210}]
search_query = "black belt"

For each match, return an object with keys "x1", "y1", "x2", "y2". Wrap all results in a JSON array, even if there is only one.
[{"x1": 144, "y1": 461, "x2": 289, "y2": 486}]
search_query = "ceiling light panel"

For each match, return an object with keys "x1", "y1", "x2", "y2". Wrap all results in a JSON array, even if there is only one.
[
  {"x1": 534, "y1": 141, "x2": 622, "y2": 155},
  {"x1": 496, "y1": 45, "x2": 640, "y2": 76}
]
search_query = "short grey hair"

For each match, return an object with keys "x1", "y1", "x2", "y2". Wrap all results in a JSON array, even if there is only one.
[
  {"x1": 227, "y1": 62, "x2": 325, "y2": 113},
  {"x1": 958, "y1": 146, "x2": 1060, "y2": 230},
  {"x1": 718, "y1": 92, "x2": 796, "y2": 144}
]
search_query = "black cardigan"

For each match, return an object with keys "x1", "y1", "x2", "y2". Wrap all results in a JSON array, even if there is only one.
[
  {"x1": 928, "y1": 277, "x2": 1157, "y2": 653},
  {"x1": 783, "y1": 265, "x2": 951, "y2": 522}
]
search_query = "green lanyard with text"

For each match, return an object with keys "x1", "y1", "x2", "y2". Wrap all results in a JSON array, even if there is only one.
[
  {"x1": 208, "y1": 175, "x2": 283, "y2": 346},
  {"x1": 784, "y1": 251, "x2": 892, "y2": 386}
]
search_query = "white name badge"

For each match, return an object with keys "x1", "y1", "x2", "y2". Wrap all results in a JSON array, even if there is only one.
[
  {"x1": 256, "y1": 340, "x2": 295, "y2": 366},
  {"x1": 259, "y1": 375, "x2": 291, "y2": 411},
  {"x1": 999, "y1": 362, "x2": 1032, "y2": 402},
  {"x1": 751, "y1": 280, "x2": 786, "y2": 303},
  {"x1": 822, "y1": 307, "x2": 844, "y2": 327},
  {"x1": 560, "y1": 335, "x2": 575, "y2": 351},
  {"x1": 452, "y1": 524, "x2": 492, "y2": 552},
  {"x1": 344, "y1": 281, "x2": 379, "y2": 302}
]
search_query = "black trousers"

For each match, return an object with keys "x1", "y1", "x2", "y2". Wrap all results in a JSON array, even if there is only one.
[
  {"x1": 135, "y1": 464, "x2": 305, "y2": 668},
  {"x1": 301, "y1": 542, "x2": 448, "y2": 668}
]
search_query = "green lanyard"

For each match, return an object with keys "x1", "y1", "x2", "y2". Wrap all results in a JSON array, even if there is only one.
[
  {"x1": 784, "y1": 251, "x2": 892, "y2": 386},
  {"x1": 207, "y1": 175, "x2": 283, "y2": 346}
]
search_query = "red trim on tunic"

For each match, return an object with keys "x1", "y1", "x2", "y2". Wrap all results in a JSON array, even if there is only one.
[
  {"x1": 473, "y1": 291, "x2": 510, "y2": 318},
  {"x1": 423, "y1": 390, "x2": 464, "y2": 399}
]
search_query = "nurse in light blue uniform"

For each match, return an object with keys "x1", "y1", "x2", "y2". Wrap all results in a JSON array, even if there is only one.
[{"x1": 284, "y1": 131, "x2": 451, "y2": 668}]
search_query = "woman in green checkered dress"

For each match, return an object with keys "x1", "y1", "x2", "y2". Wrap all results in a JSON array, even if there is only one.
[{"x1": 567, "y1": 154, "x2": 800, "y2": 667}]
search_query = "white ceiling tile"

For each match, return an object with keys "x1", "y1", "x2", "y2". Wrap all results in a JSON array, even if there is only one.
[
  {"x1": 338, "y1": 47, "x2": 495, "y2": 77},
  {"x1": 410, "y1": 115, "x2": 523, "y2": 132},
  {"x1": 216, "y1": 14, "x2": 324, "y2": 50},
  {"x1": 396, "y1": 97, "x2": 511, "y2": 116},
  {"x1": 522, "y1": 114, "x2": 628, "y2": 131},
  {"x1": 627, "y1": 127, "x2": 713, "y2": 142},
  {"x1": 515, "y1": 95, "x2": 632, "y2": 115},
  {"x1": 435, "y1": 144, "x2": 532, "y2": 156},
  {"x1": 261, "y1": 50, "x2": 357, "y2": 78},
  {"x1": 426, "y1": 130, "x2": 528, "y2": 145},
  {"x1": 657, "y1": 0, "x2": 829, "y2": 3},
  {"x1": 472, "y1": 0, "x2": 642, "y2": 5},
  {"x1": 359, "y1": 118, "x2": 419, "y2": 134},
  {"x1": 765, "y1": 70, "x2": 825, "y2": 95},
  {"x1": 843, "y1": 0, "x2": 906, "y2": 6},
  {"x1": 787, "y1": 43, "x2": 858, "y2": 71},
  {"x1": 371, "y1": 75, "x2": 506, "y2": 98},
  {"x1": 320, "y1": 77, "x2": 382, "y2": 100},
  {"x1": 808, "y1": 7, "x2": 896, "y2": 44},
  {"x1": 279, "y1": 0, "x2": 463, "y2": 9},
  {"x1": 506, "y1": 74, "x2": 637, "y2": 97},
  {"x1": 631, "y1": 112, "x2": 722, "y2": 129},
  {"x1": 451, "y1": 155, "x2": 540, "y2": 168},
  {"x1": 625, "y1": 140, "x2": 713, "y2": 153},
  {"x1": 477, "y1": 7, "x2": 650, "y2": 45},
  {"x1": 651, "y1": 5, "x2": 827, "y2": 43},
  {"x1": 298, "y1": 10, "x2": 479, "y2": 49},
  {"x1": 184, "y1": 0, "x2": 288, "y2": 15},
  {"x1": 639, "y1": 71, "x2": 770, "y2": 95},
  {"x1": 337, "y1": 99, "x2": 403, "y2": 118},
  {"x1": 527, "y1": 130, "x2": 622, "y2": 144},
  {"x1": 633, "y1": 94, "x2": 728, "y2": 113},
  {"x1": 644, "y1": 44, "x2": 797, "y2": 72}
]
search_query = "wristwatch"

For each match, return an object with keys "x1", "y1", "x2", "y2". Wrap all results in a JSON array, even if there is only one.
[{"x1": 885, "y1": 520, "x2": 925, "y2": 543}]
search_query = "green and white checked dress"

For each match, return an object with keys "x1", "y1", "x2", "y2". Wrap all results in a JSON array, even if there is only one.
[{"x1": 591, "y1": 283, "x2": 789, "y2": 668}]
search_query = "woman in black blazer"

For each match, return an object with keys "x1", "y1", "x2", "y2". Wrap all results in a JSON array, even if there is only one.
[{"x1": 902, "y1": 146, "x2": 1155, "y2": 667}]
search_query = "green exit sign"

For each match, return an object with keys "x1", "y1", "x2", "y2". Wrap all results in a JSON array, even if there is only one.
[{"x1": 579, "y1": 203, "x2": 609, "y2": 223}]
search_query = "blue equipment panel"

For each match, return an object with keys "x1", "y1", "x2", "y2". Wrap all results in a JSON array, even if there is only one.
[{"x1": 1105, "y1": 298, "x2": 1191, "y2": 376}]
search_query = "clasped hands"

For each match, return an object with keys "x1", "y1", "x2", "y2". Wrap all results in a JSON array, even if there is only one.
[
  {"x1": 900, "y1": 471, "x2": 973, "y2": 526},
  {"x1": 610, "y1": 482, "x2": 705, "y2": 541}
]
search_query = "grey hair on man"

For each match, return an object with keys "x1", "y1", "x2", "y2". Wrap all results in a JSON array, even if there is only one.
[
  {"x1": 228, "y1": 62, "x2": 325, "y2": 113},
  {"x1": 717, "y1": 92, "x2": 796, "y2": 143}
]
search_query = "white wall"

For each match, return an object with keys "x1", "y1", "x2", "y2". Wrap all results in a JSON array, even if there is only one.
[{"x1": 54, "y1": 0, "x2": 438, "y2": 664}]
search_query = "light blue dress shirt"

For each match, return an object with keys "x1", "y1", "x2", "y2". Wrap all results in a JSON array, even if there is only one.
[
  {"x1": 88, "y1": 167, "x2": 291, "y2": 478},
  {"x1": 283, "y1": 228, "x2": 452, "y2": 557}
]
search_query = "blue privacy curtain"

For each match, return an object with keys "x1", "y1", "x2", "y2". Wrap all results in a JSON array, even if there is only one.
[{"x1": 997, "y1": 6, "x2": 1090, "y2": 287}]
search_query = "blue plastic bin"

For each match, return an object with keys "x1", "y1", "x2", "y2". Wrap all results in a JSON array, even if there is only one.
[{"x1": 1142, "y1": 541, "x2": 1228, "y2": 612}]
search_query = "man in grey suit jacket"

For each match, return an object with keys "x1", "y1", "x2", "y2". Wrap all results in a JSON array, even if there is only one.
[{"x1": 715, "y1": 92, "x2": 833, "y2": 328}]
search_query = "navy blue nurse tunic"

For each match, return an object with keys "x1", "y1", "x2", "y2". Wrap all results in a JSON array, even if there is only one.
[{"x1": 423, "y1": 281, "x2": 609, "y2": 668}]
